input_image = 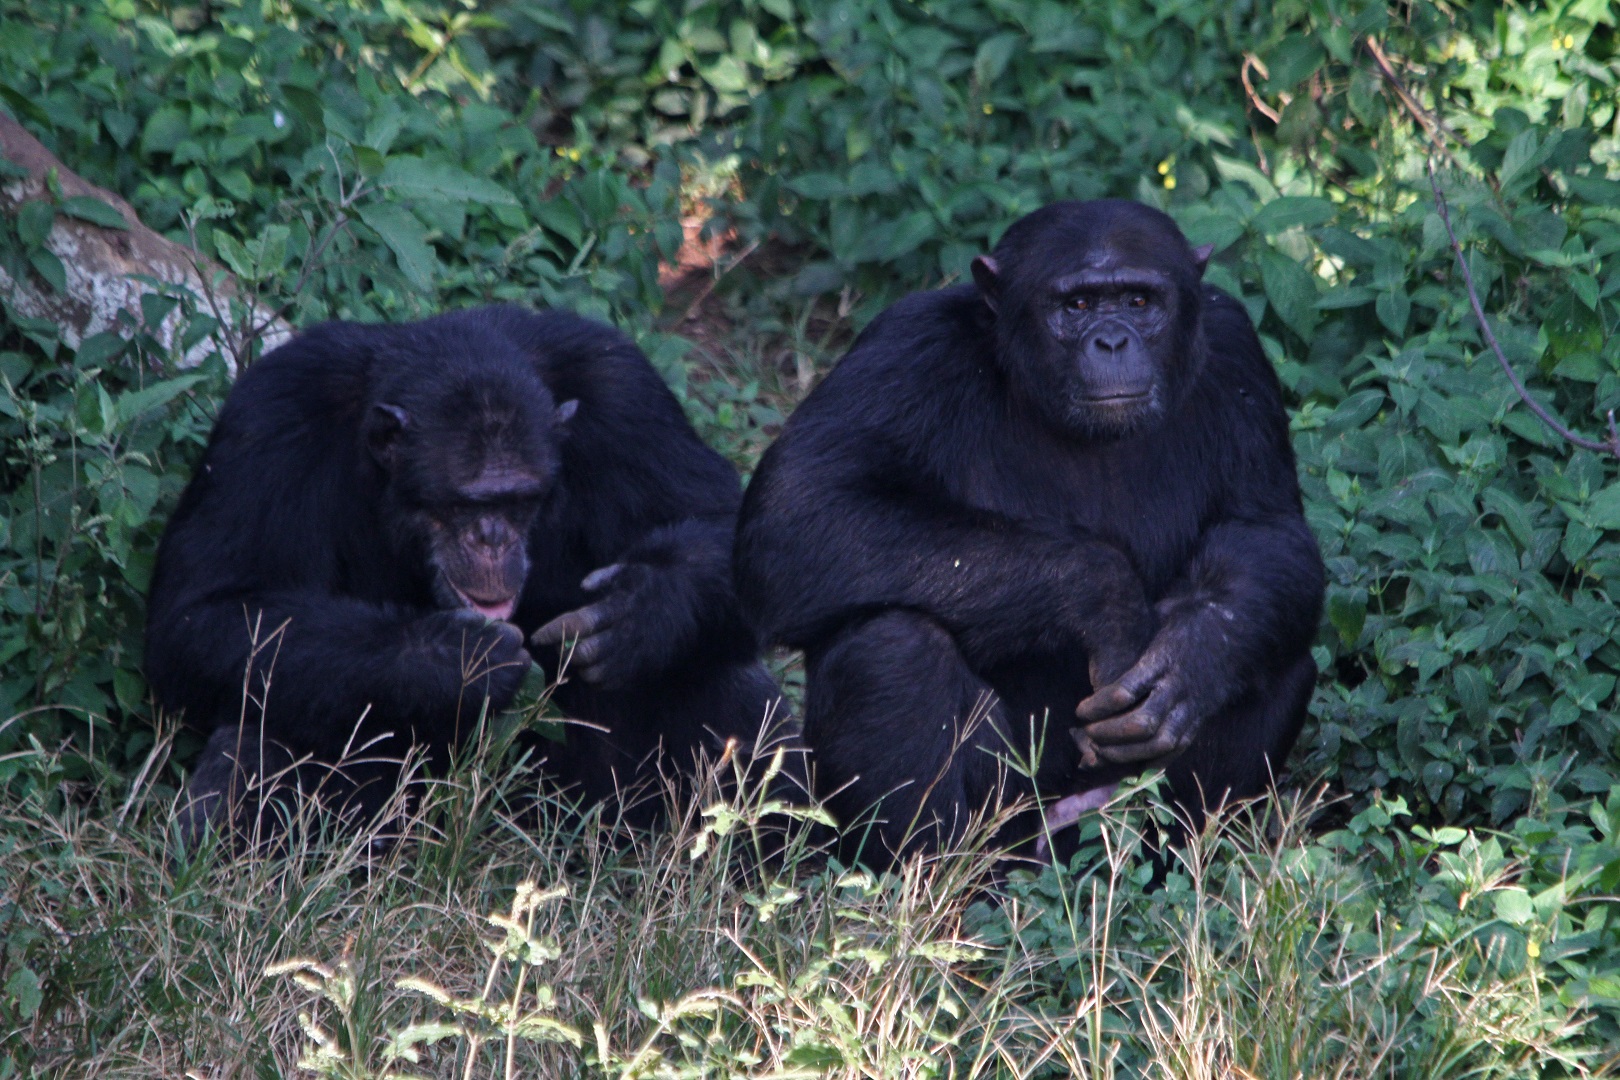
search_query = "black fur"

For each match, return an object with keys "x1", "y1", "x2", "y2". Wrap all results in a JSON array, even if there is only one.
[
  {"x1": 147, "y1": 305, "x2": 781, "y2": 840},
  {"x1": 735, "y1": 201, "x2": 1323, "y2": 866}
]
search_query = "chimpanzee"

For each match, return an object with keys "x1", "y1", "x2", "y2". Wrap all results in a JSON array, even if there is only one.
[
  {"x1": 147, "y1": 305, "x2": 782, "y2": 841},
  {"x1": 734, "y1": 200, "x2": 1323, "y2": 866}
]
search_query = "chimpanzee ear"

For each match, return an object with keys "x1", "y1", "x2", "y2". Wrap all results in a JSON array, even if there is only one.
[
  {"x1": 1191, "y1": 244, "x2": 1214, "y2": 279},
  {"x1": 970, "y1": 255, "x2": 1001, "y2": 314},
  {"x1": 555, "y1": 399, "x2": 579, "y2": 425},
  {"x1": 364, "y1": 403, "x2": 410, "y2": 469}
]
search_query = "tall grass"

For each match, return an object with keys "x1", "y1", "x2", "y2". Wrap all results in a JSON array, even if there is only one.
[{"x1": 0, "y1": 721, "x2": 1589, "y2": 1078}]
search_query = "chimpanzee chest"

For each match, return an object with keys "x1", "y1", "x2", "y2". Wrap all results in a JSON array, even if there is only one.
[{"x1": 973, "y1": 432, "x2": 1213, "y2": 599}]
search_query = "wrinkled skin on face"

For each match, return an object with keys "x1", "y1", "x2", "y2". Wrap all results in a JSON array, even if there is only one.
[
  {"x1": 364, "y1": 378, "x2": 578, "y2": 624},
  {"x1": 971, "y1": 202, "x2": 1214, "y2": 440}
]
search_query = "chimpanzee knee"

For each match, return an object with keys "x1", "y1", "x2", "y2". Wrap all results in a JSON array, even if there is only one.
[{"x1": 806, "y1": 611, "x2": 1019, "y2": 863}]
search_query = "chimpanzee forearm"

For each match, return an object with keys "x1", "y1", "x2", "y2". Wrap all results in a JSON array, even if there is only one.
[
  {"x1": 617, "y1": 515, "x2": 760, "y2": 669},
  {"x1": 737, "y1": 493, "x2": 1153, "y2": 671},
  {"x1": 147, "y1": 593, "x2": 526, "y2": 760},
  {"x1": 1154, "y1": 516, "x2": 1323, "y2": 700}
]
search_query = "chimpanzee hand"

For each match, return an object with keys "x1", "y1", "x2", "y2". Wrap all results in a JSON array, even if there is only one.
[
  {"x1": 423, "y1": 609, "x2": 531, "y2": 706},
  {"x1": 529, "y1": 562, "x2": 662, "y2": 687},
  {"x1": 1073, "y1": 617, "x2": 1233, "y2": 768}
]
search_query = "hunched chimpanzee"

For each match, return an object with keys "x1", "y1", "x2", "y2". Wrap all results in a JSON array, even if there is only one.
[
  {"x1": 734, "y1": 200, "x2": 1324, "y2": 867},
  {"x1": 147, "y1": 304, "x2": 783, "y2": 841}
]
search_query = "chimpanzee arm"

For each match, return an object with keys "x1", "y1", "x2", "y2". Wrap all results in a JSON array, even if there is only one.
[
  {"x1": 148, "y1": 591, "x2": 529, "y2": 762},
  {"x1": 736, "y1": 445, "x2": 1155, "y2": 683},
  {"x1": 1076, "y1": 315, "x2": 1324, "y2": 765},
  {"x1": 517, "y1": 311, "x2": 758, "y2": 686}
]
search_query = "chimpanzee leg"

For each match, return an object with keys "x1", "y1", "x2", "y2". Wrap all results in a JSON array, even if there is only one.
[
  {"x1": 536, "y1": 658, "x2": 791, "y2": 822},
  {"x1": 1163, "y1": 651, "x2": 1316, "y2": 830},
  {"x1": 178, "y1": 717, "x2": 427, "y2": 847},
  {"x1": 804, "y1": 610, "x2": 1037, "y2": 866}
]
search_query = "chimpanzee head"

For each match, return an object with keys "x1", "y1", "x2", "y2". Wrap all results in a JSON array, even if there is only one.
[
  {"x1": 363, "y1": 327, "x2": 574, "y2": 621},
  {"x1": 971, "y1": 200, "x2": 1213, "y2": 440}
]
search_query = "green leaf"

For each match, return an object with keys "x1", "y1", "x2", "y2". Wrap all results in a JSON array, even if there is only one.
[
  {"x1": 1499, "y1": 130, "x2": 1542, "y2": 193},
  {"x1": 1375, "y1": 289, "x2": 1410, "y2": 337},
  {"x1": 16, "y1": 199, "x2": 54, "y2": 248},
  {"x1": 1264, "y1": 37, "x2": 1325, "y2": 88},
  {"x1": 139, "y1": 106, "x2": 190, "y2": 155},
  {"x1": 1251, "y1": 196, "x2": 1334, "y2": 235},
  {"x1": 1493, "y1": 887, "x2": 1533, "y2": 925},
  {"x1": 1327, "y1": 591, "x2": 1366, "y2": 646},
  {"x1": 357, "y1": 202, "x2": 437, "y2": 291},
  {"x1": 29, "y1": 248, "x2": 67, "y2": 293},
  {"x1": 102, "y1": 108, "x2": 137, "y2": 147},
  {"x1": 58, "y1": 195, "x2": 129, "y2": 230},
  {"x1": 117, "y1": 374, "x2": 203, "y2": 421},
  {"x1": 786, "y1": 173, "x2": 846, "y2": 200},
  {"x1": 378, "y1": 157, "x2": 518, "y2": 206},
  {"x1": 532, "y1": 199, "x2": 583, "y2": 248},
  {"x1": 1584, "y1": 482, "x2": 1620, "y2": 530},
  {"x1": 214, "y1": 232, "x2": 255, "y2": 279},
  {"x1": 1563, "y1": 173, "x2": 1620, "y2": 206},
  {"x1": 974, "y1": 32, "x2": 1022, "y2": 87},
  {"x1": 1258, "y1": 249, "x2": 1319, "y2": 340},
  {"x1": 4, "y1": 967, "x2": 41, "y2": 1021}
]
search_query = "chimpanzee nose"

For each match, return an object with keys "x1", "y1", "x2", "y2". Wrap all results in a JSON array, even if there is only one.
[
  {"x1": 1091, "y1": 330, "x2": 1130, "y2": 354},
  {"x1": 475, "y1": 517, "x2": 508, "y2": 547}
]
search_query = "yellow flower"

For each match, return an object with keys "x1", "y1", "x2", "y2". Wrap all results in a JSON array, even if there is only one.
[
  {"x1": 1163, "y1": 175, "x2": 1177, "y2": 190},
  {"x1": 982, "y1": 103, "x2": 994, "y2": 115}
]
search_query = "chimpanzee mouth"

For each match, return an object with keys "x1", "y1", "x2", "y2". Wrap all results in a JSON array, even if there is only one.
[
  {"x1": 1081, "y1": 390, "x2": 1150, "y2": 404},
  {"x1": 451, "y1": 588, "x2": 517, "y2": 621}
]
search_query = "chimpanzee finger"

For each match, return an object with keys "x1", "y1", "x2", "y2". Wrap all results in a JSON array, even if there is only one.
[
  {"x1": 1084, "y1": 682, "x2": 1176, "y2": 744},
  {"x1": 563, "y1": 630, "x2": 611, "y2": 670},
  {"x1": 581, "y1": 563, "x2": 625, "y2": 593},
  {"x1": 1070, "y1": 726, "x2": 1100, "y2": 768},
  {"x1": 1075, "y1": 653, "x2": 1165, "y2": 723},
  {"x1": 576, "y1": 662, "x2": 612, "y2": 684},
  {"x1": 1094, "y1": 702, "x2": 1198, "y2": 765},
  {"x1": 530, "y1": 600, "x2": 622, "y2": 646}
]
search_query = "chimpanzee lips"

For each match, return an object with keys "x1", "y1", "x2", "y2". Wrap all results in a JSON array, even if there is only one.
[
  {"x1": 1081, "y1": 390, "x2": 1150, "y2": 403},
  {"x1": 452, "y1": 587, "x2": 517, "y2": 621}
]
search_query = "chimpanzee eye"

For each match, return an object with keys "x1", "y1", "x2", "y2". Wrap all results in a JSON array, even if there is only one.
[
  {"x1": 1127, "y1": 294, "x2": 1149, "y2": 308},
  {"x1": 1067, "y1": 296, "x2": 1090, "y2": 311}
]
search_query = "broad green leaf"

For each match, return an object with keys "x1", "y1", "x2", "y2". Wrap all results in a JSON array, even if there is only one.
[
  {"x1": 357, "y1": 202, "x2": 437, "y2": 291},
  {"x1": 788, "y1": 173, "x2": 846, "y2": 200},
  {"x1": 16, "y1": 199, "x2": 54, "y2": 247},
  {"x1": 58, "y1": 196, "x2": 128, "y2": 230},
  {"x1": 1251, "y1": 196, "x2": 1334, "y2": 235},
  {"x1": 1584, "y1": 482, "x2": 1620, "y2": 530},
  {"x1": 973, "y1": 33, "x2": 1021, "y2": 86},
  {"x1": 4, "y1": 968, "x2": 40, "y2": 1021},
  {"x1": 1258, "y1": 249, "x2": 1319, "y2": 340},
  {"x1": 29, "y1": 248, "x2": 66, "y2": 293},
  {"x1": 378, "y1": 157, "x2": 517, "y2": 206},
  {"x1": 214, "y1": 232, "x2": 255, "y2": 279},
  {"x1": 1375, "y1": 288, "x2": 1410, "y2": 337},
  {"x1": 1499, "y1": 130, "x2": 1542, "y2": 193},
  {"x1": 117, "y1": 374, "x2": 204, "y2": 421},
  {"x1": 139, "y1": 106, "x2": 189, "y2": 155},
  {"x1": 1493, "y1": 887, "x2": 1533, "y2": 925}
]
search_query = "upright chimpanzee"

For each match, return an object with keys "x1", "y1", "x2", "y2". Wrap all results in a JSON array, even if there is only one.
[
  {"x1": 735, "y1": 200, "x2": 1323, "y2": 866},
  {"x1": 147, "y1": 305, "x2": 781, "y2": 840}
]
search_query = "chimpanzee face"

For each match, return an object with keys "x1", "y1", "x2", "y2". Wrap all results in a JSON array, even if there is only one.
[
  {"x1": 971, "y1": 200, "x2": 1211, "y2": 440},
  {"x1": 364, "y1": 367, "x2": 576, "y2": 621}
]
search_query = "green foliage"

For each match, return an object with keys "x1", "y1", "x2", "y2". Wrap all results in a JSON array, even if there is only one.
[
  {"x1": 738, "y1": 0, "x2": 1263, "y2": 303},
  {"x1": 0, "y1": 0, "x2": 685, "y2": 327},
  {"x1": 0, "y1": 302, "x2": 225, "y2": 769}
]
